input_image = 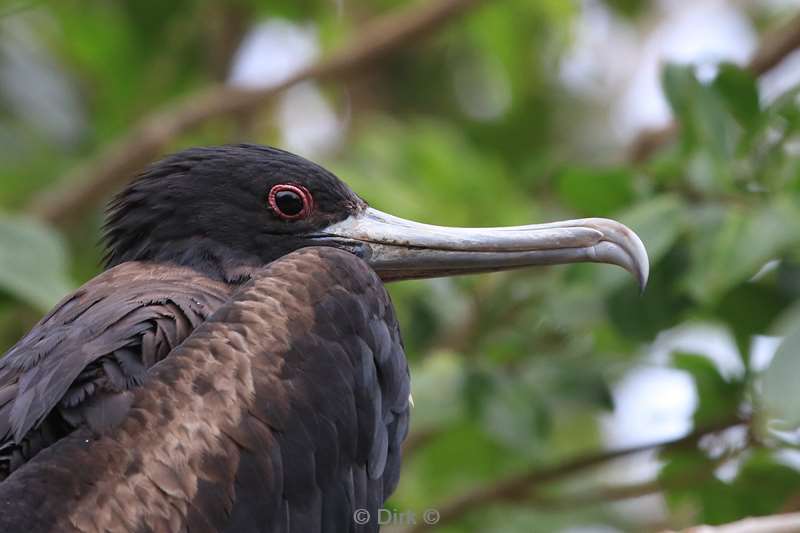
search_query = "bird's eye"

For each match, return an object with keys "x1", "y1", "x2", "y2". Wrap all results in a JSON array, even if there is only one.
[{"x1": 268, "y1": 184, "x2": 314, "y2": 220}]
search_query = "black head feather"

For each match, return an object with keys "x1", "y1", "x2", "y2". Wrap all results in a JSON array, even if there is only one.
[{"x1": 103, "y1": 144, "x2": 365, "y2": 282}]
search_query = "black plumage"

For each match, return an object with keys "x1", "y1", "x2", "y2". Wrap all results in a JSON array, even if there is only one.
[{"x1": 102, "y1": 145, "x2": 362, "y2": 283}]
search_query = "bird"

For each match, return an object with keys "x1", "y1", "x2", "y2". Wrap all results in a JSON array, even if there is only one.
[{"x1": 0, "y1": 144, "x2": 648, "y2": 532}]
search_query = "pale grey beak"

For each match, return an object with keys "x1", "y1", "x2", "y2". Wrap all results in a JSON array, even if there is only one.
[{"x1": 318, "y1": 207, "x2": 649, "y2": 289}]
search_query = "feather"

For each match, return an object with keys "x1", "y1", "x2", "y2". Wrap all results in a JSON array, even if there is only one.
[
  {"x1": 0, "y1": 261, "x2": 231, "y2": 479},
  {"x1": 0, "y1": 248, "x2": 410, "y2": 533}
]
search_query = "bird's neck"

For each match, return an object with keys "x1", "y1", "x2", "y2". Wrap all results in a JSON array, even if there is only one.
[{"x1": 107, "y1": 237, "x2": 260, "y2": 285}]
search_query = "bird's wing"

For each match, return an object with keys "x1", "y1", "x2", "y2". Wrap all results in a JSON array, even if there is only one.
[
  {"x1": 0, "y1": 262, "x2": 231, "y2": 479},
  {"x1": 0, "y1": 246, "x2": 411, "y2": 533}
]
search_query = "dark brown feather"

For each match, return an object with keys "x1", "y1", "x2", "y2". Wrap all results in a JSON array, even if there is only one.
[
  {"x1": 0, "y1": 247, "x2": 410, "y2": 533},
  {"x1": 0, "y1": 262, "x2": 232, "y2": 479}
]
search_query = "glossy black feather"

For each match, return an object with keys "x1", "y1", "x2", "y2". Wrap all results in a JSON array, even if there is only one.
[{"x1": 102, "y1": 144, "x2": 364, "y2": 284}]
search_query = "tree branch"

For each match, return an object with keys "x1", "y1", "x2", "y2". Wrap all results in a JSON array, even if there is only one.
[
  {"x1": 749, "y1": 13, "x2": 800, "y2": 77},
  {"x1": 27, "y1": 0, "x2": 486, "y2": 226},
  {"x1": 525, "y1": 472, "x2": 704, "y2": 511},
  {"x1": 522, "y1": 440, "x2": 741, "y2": 511},
  {"x1": 629, "y1": 12, "x2": 800, "y2": 163},
  {"x1": 401, "y1": 428, "x2": 442, "y2": 458},
  {"x1": 403, "y1": 418, "x2": 742, "y2": 533},
  {"x1": 665, "y1": 513, "x2": 800, "y2": 533}
]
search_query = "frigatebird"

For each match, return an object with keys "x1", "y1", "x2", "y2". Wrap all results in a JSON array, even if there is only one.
[{"x1": 0, "y1": 144, "x2": 648, "y2": 532}]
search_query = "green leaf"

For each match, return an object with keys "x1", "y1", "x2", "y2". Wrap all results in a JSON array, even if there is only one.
[
  {"x1": 663, "y1": 64, "x2": 699, "y2": 146},
  {"x1": 763, "y1": 323, "x2": 800, "y2": 424},
  {"x1": 337, "y1": 118, "x2": 532, "y2": 227},
  {"x1": 734, "y1": 451, "x2": 800, "y2": 516},
  {"x1": 712, "y1": 63, "x2": 761, "y2": 131},
  {"x1": 662, "y1": 449, "x2": 800, "y2": 525},
  {"x1": 662, "y1": 63, "x2": 738, "y2": 162},
  {"x1": 481, "y1": 376, "x2": 552, "y2": 452},
  {"x1": 603, "y1": 0, "x2": 647, "y2": 17},
  {"x1": 396, "y1": 420, "x2": 530, "y2": 510},
  {"x1": 777, "y1": 260, "x2": 800, "y2": 299},
  {"x1": 619, "y1": 194, "x2": 685, "y2": 266},
  {"x1": 608, "y1": 245, "x2": 692, "y2": 341},
  {"x1": 659, "y1": 448, "x2": 723, "y2": 519},
  {"x1": 715, "y1": 283, "x2": 791, "y2": 367},
  {"x1": 0, "y1": 215, "x2": 73, "y2": 312},
  {"x1": 673, "y1": 352, "x2": 743, "y2": 426},
  {"x1": 552, "y1": 365, "x2": 614, "y2": 410},
  {"x1": 408, "y1": 351, "x2": 466, "y2": 431},
  {"x1": 463, "y1": 365, "x2": 496, "y2": 419},
  {"x1": 686, "y1": 199, "x2": 800, "y2": 303},
  {"x1": 556, "y1": 167, "x2": 635, "y2": 217}
]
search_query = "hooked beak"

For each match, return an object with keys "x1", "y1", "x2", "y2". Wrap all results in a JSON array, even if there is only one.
[{"x1": 318, "y1": 207, "x2": 649, "y2": 289}]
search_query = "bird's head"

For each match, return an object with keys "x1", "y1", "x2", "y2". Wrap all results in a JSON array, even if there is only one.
[{"x1": 104, "y1": 144, "x2": 648, "y2": 287}]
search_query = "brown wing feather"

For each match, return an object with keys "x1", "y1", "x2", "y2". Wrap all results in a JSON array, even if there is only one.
[
  {"x1": 0, "y1": 247, "x2": 411, "y2": 533},
  {"x1": 0, "y1": 262, "x2": 231, "y2": 479}
]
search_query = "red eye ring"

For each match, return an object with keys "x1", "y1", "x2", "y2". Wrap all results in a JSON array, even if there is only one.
[{"x1": 268, "y1": 184, "x2": 314, "y2": 220}]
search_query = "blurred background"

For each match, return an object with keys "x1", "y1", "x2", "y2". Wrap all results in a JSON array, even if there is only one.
[{"x1": 2, "y1": 0, "x2": 800, "y2": 531}]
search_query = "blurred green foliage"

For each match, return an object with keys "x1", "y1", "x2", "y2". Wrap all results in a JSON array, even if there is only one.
[{"x1": 2, "y1": 1, "x2": 800, "y2": 531}]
